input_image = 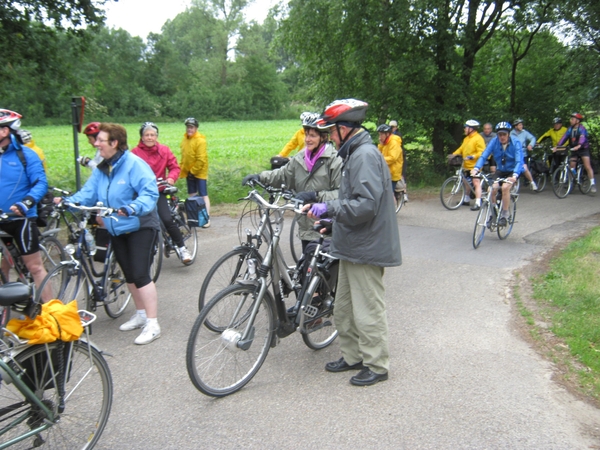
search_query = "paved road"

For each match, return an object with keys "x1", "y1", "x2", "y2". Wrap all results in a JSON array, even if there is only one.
[{"x1": 91, "y1": 187, "x2": 600, "y2": 449}]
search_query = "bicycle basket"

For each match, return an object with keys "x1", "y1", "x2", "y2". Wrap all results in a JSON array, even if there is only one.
[{"x1": 448, "y1": 155, "x2": 463, "y2": 167}]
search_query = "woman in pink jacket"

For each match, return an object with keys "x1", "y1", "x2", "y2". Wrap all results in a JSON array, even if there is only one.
[{"x1": 132, "y1": 122, "x2": 192, "y2": 263}]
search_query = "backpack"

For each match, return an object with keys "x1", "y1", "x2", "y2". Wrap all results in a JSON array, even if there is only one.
[{"x1": 184, "y1": 196, "x2": 209, "y2": 227}]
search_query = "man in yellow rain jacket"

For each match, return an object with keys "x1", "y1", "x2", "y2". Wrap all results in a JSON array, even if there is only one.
[
  {"x1": 448, "y1": 120, "x2": 486, "y2": 210},
  {"x1": 180, "y1": 117, "x2": 210, "y2": 228},
  {"x1": 377, "y1": 124, "x2": 403, "y2": 207}
]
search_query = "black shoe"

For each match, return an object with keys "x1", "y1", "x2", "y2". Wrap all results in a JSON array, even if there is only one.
[
  {"x1": 325, "y1": 357, "x2": 365, "y2": 373},
  {"x1": 350, "y1": 368, "x2": 389, "y2": 386},
  {"x1": 498, "y1": 217, "x2": 507, "y2": 227},
  {"x1": 470, "y1": 204, "x2": 480, "y2": 211}
]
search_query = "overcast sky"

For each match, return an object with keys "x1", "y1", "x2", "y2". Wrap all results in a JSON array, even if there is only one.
[{"x1": 103, "y1": 0, "x2": 281, "y2": 39}]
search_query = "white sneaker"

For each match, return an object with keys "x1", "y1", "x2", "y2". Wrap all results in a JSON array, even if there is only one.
[
  {"x1": 591, "y1": 184, "x2": 597, "y2": 194},
  {"x1": 134, "y1": 321, "x2": 161, "y2": 345},
  {"x1": 119, "y1": 313, "x2": 147, "y2": 331},
  {"x1": 179, "y1": 247, "x2": 192, "y2": 263},
  {"x1": 530, "y1": 181, "x2": 538, "y2": 191},
  {"x1": 202, "y1": 220, "x2": 211, "y2": 229},
  {"x1": 403, "y1": 193, "x2": 409, "y2": 203}
]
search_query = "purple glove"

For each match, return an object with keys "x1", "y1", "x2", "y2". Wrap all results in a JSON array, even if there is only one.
[
  {"x1": 466, "y1": 155, "x2": 474, "y2": 160},
  {"x1": 309, "y1": 203, "x2": 327, "y2": 218}
]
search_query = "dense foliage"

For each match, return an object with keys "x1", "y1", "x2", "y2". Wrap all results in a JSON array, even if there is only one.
[{"x1": 1, "y1": 0, "x2": 599, "y2": 166}]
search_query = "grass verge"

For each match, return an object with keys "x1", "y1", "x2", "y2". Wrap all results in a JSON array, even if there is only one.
[{"x1": 514, "y1": 226, "x2": 600, "y2": 405}]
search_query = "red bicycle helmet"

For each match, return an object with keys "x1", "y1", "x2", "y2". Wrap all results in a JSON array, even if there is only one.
[
  {"x1": 0, "y1": 109, "x2": 22, "y2": 130},
  {"x1": 83, "y1": 122, "x2": 101, "y2": 136},
  {"x1": 317, "y1": 99, "x2": 368, "y2": 128},
  {"x1": 571, "y1": 112, "x2": 584, "y2": 121}
]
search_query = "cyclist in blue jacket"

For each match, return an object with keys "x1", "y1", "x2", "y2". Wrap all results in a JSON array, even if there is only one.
[
  {"x1": 61, "y1": 123, "x2": 162, "y2": 345},
  {"x1": 0, "y1": 109, "x2": 51, "y2": 301},
  {"x1": 472, "y1": 122, "x2": 523, "y2": 227}
]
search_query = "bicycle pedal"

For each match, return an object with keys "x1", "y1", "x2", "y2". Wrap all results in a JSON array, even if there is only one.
[{"x1": 303, "y1": 304, "x2": 318, "y2": 318}]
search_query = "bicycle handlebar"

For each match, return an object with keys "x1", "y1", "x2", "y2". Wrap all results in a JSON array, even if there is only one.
[
  {"x1": 59, "y1": 201, "x2": 117, "y2": 218},
  {"x1": 243, "y1": 188, "x2": 304, "y2": 214}
]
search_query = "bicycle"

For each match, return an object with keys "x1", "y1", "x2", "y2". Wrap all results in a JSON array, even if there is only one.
[
  {"x1": 472, "y1": 175, "x2": 518, "y2": 249},
  {"x1": 0, "y1": 212, "x2": 66, "y2": 303},
  {"x1": 523, "y1": 145, "x2": 549, "y2": 192},
  {"x1": 0, "y1": 282, "x2": 112, "y2": 449},
  {"x1": 152, "y1": 180, "x2": 198, "y2": 274},
  {"x1": 197, "y1": 182, "x2": 293, "y2": 315},
  {"x1": 35, "y1": 202, "x2": 132, "y2": 320},
  {"x1": 187, "y1": 182, "x2": 339, "y2": 397},
  {"x1": 551, "y1": 147, "x2": 593, "y2": 198},
  {"x1": 440, "y1": 159, "x2": 488, "y2": 210}
]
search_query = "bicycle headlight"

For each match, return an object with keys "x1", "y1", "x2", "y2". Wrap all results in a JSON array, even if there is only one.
[{"x1": 64, "y1": 243, "x2": 76, "y2": 255}]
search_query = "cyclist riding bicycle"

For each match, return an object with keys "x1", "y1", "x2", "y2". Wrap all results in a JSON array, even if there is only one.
[
  {"x1": 511, "y1": 118, "x2": 538, "y2": 191},
  {"x1": 0, "y1": 109, "x2": 51, "y2": 302},
  {"x1": 538, "y1": 117, "x2": 567, "y2": 147},
  {"x1": 447, "y1": 119, "x2": 486, "y2": 210},
  {"x1": 472, "y1": 122, "x2": 523, "y2": 226},
  {"x1": 132, "y1": 122, "x2": 192, "y2": 263},
  {"x1": 553, "y1": 112, "x2": 596, "y2": 194}
]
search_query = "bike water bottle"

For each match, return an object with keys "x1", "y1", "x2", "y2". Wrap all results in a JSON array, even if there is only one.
[
  {"x1": 571, "y1": 168, "x2": 577, "y2": 176},
  {"x1": 84, "y1": 229, "x2": 97, "y2": 255}
]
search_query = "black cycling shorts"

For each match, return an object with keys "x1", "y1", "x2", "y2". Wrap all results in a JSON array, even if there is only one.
[
  {"x1": 571, "y1": 148, "x2": 591, "y2": 158},
  {"x1": 0, "y1": 218, "x2": 40, "y2": 256}
]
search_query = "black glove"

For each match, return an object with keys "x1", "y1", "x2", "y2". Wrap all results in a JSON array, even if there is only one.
[
  {"x1": 13, "y1": 196, "x2": 35, "y2": 215},
  {"x1": 294, "y1": 191, "x2": 318, "y2": 204},
  {"x1": 242, "y1": 174, "x2": 260, "y2": 186},
  {"x1": 313, "y1": 218, "x2": 333, "y2": 234}
]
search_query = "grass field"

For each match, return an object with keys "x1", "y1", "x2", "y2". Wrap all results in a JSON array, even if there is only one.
[{"x1": 26, "y1": 120, "x2": 301, "y2": 205}]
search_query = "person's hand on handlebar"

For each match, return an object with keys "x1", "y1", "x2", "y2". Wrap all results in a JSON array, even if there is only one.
[
  {"x1": 470, "y1": 168, "x2": 479, "y2": 177},
  {"x1": 242, "y1": 174, "x2": 260, "y2": 186}
]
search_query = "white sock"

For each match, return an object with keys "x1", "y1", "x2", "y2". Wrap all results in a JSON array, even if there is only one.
[
  {"x1": 475, "y1": 199, "x2": 481, "y2": 206},
  {"x1": 146, "y1": 317, "x2": 158, "y2": 326},
  {"x1": 463, "y1": 196, "x2": 470, "y2": 202},
  {"x1": 137, "y1": 309, "x2": 147, "y2": 319}
]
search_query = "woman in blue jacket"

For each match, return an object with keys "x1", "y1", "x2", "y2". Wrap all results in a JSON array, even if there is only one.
[{"x1": 63, "y1": 123, "x2": 162, "y2": 345}]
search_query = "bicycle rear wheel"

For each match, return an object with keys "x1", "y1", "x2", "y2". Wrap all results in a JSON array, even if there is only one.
[
  {"x1": 472, "y1": 201, "x2": 490, "y2": 249},
  {"x1": 198, "y1": 246, "x2": 263, "y2": 313},
  {"x1": 497, "y1": 195, "x2": 517, "y2": 240},
  {"x1": 578, "y1": 169, "x2": 592, "y2": 194},
  {"x1": 0, "y1": 340, "x2": 113, "y2": 449},
  {"x1": 301, "y1": 262, "x2": 339, "y2": 350},
  {"x1": 104, "y1": 250, "x2": 131, "y2": 318},
  {"x1": 440, "y1": 176, "x2": 465, "y2": 210},
  {"x1": 36, "y1": 261, "x2": 91, "y2": 309},
  {"x1": 552, "y1": 165, "x2": 572, "y2": 198},
  {"x1": 177, "y1": 213, "x2": 198, "y2": 266},
  {"x1": 186, "y1": 284, "x2": 274, "y2": 397}
]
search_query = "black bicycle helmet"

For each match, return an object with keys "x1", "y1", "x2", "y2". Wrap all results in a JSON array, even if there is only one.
[
  {"x1": 184, "y1": 117, "x2": 199, "y2": 127},
  {"x1": 377, "y1": 124, "x2": 392, "y2": 133},
  {"x1": 552, "y1": 117, "x2": 562, "y2": 124}
]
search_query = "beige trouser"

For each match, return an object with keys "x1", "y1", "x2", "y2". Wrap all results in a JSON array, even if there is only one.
[{"x1": 334, "y1": 260, "x2": 390, "y2": 374}]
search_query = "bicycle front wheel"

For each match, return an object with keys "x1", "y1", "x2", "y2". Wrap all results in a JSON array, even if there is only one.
[
  {"x1": 39, "y1": 236, "x2": 66, "y2": 273},
  {"x1": 104, "y1": 251, "x2": 131, "y2": 318},
  {"x1": 534, "y1": 171, "x2": 547, "y2": 192},
  {"x1": 150, "y1": 233, "x2": 163, "y2": 283},
  {"x1": 36, "y1": 261, "x2": 91, "y2": 309},
  {"x1": 497, "y1": 195, "x2": 517, "y2": 240},
  {"x1": 440, "y1": 176, "x2": 465, "y2": 210},
  {"x1": 186, "y1": 284, "x2": 275, "y2": 397},
  {"x1": 0, "y1": 340, "x2": 113, "y2": 449},
  {"x1": 289, "y1": 214, "x2": 303, "y2": 264},
  {"x1": 552, "y1": 165, "x2": 572, "y2": 198},
  {"x1": 472, "y1": 201, "x2": 490, "y2": 249}
]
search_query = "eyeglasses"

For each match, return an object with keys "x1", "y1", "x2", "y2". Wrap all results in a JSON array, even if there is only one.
[{"x1": 95, "y1": 139, "x2": 110, "y2": 143}]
